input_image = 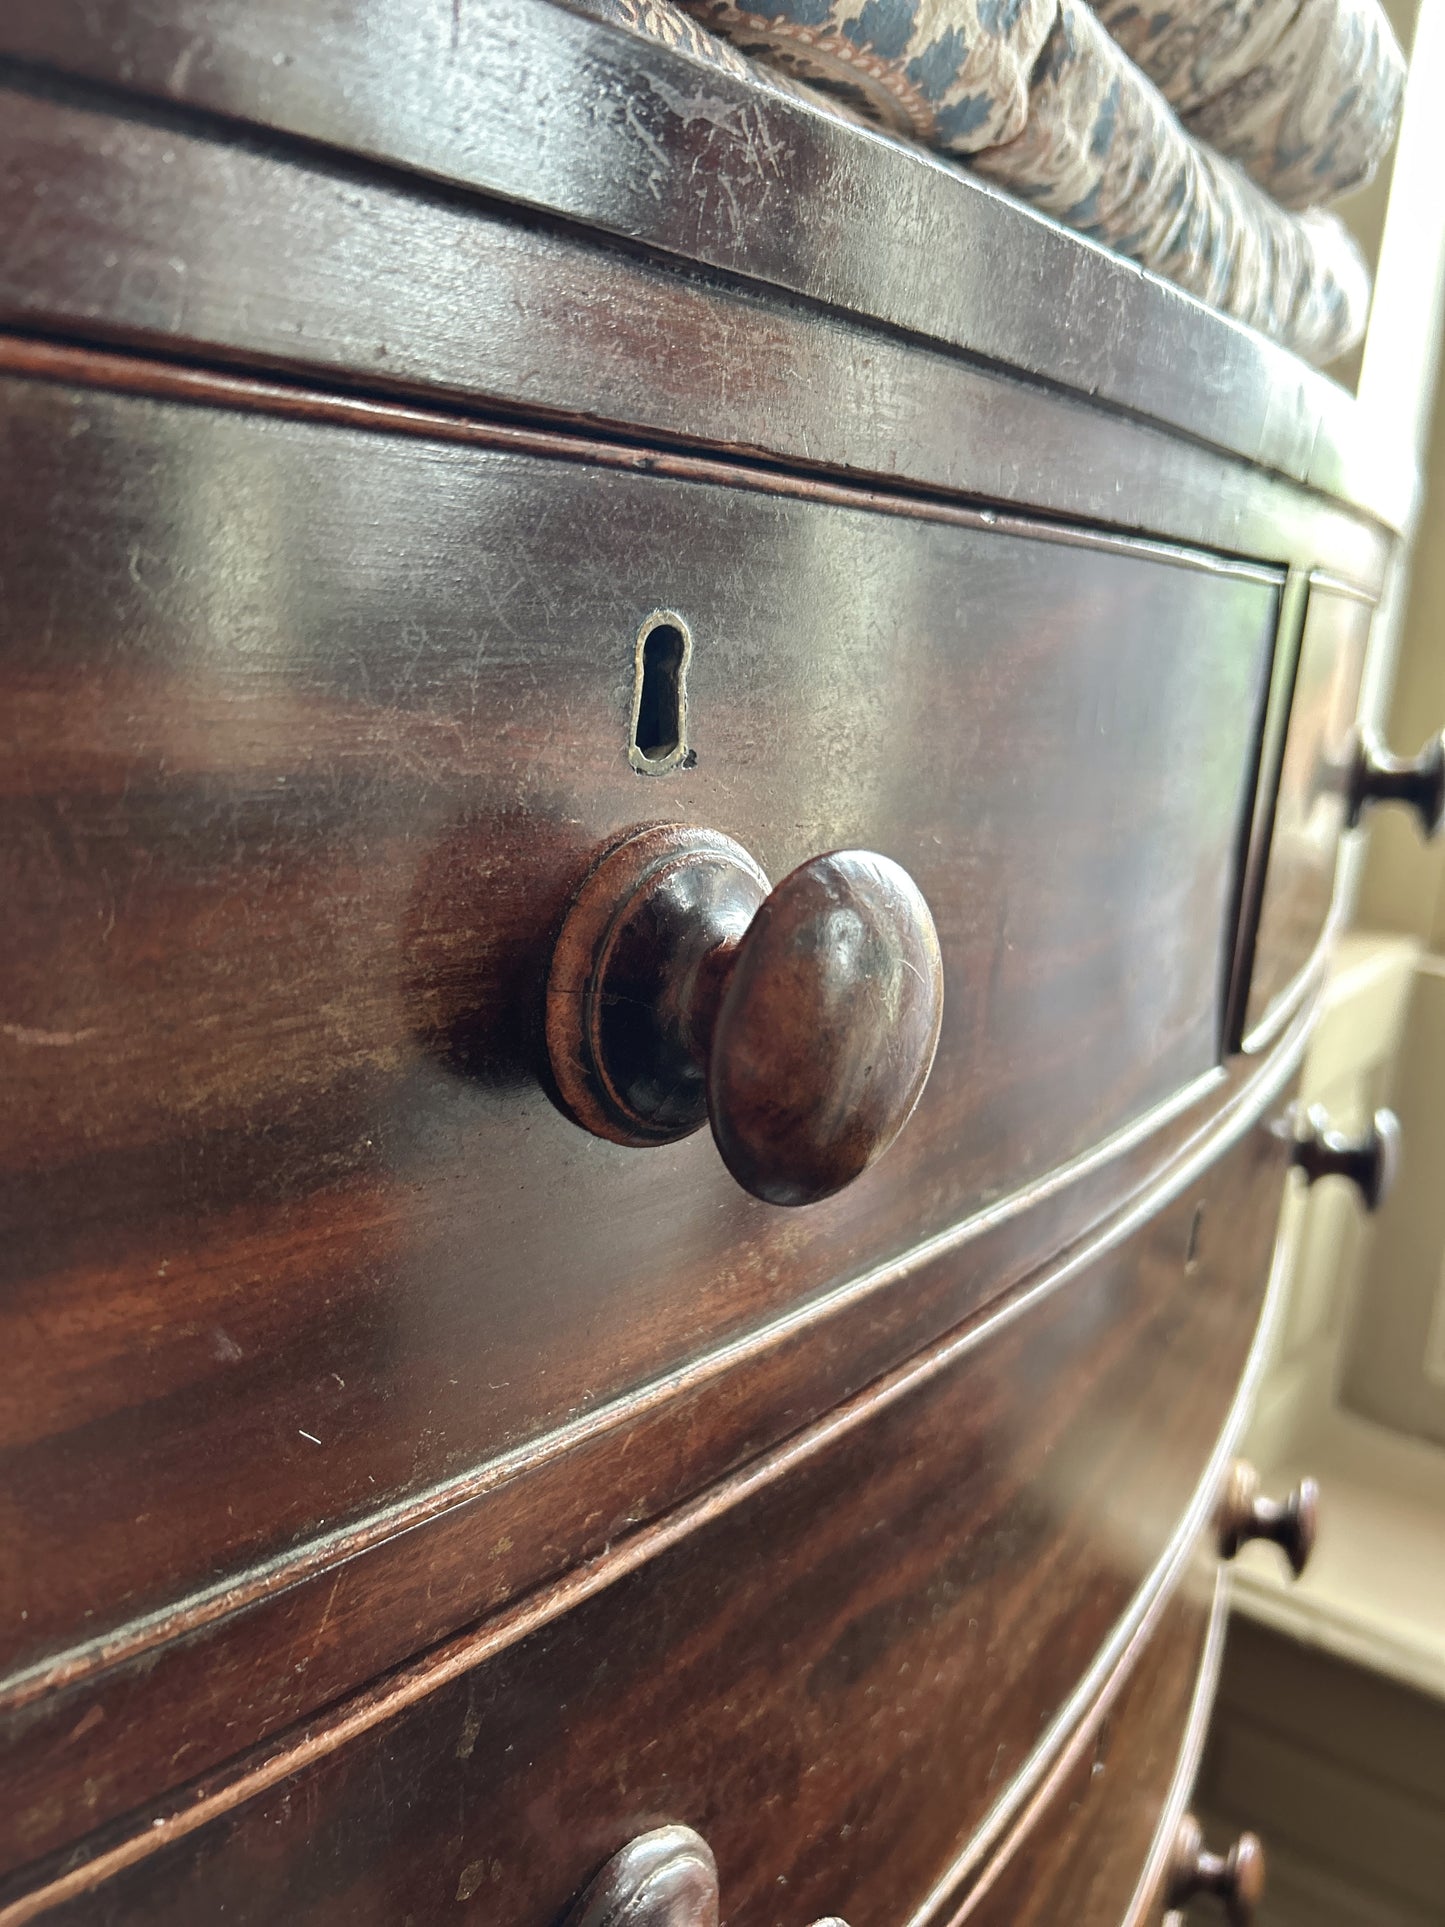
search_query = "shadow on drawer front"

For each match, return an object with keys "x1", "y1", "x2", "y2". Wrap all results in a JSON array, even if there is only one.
[
  {"x1": 15, "y1": 1106, "x2": 1291, "y2": 1924},
  {"x1": 950, "y1": 1573, "x2": 1219, "y2": 1927},
  {"x1": 1232, "y1": 575, "x2": 1372, "y2": 1050},
  {"x1": 0, "y1": 375, "x2": 1280, "y2": 1691}
]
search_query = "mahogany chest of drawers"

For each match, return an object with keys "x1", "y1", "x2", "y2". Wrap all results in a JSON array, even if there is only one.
[{"x1": 0, "y1": 3, "x2": 1432, "y2": 1923}]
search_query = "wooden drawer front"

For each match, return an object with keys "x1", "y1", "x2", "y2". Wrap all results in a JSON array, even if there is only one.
[
  {"x1": 951, "y1": 1573, "x2": 1221, "y2": 1927},
  {"x1": 1240, "y1": 578, "x2": 1372, "y2": 1044},
  {"x1": 18, "y1": 1110, "x2": 1289, "y2": 1925},
  {"x1": 0, "y1": 374, "x2": 1280, "y2": 1682}
]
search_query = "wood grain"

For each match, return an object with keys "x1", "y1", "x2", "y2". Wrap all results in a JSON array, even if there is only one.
[
  {"x1": 0, "y1": 76, "x2": 1393, "y2": 583},
  {"x1": 0, "y1": 367, "x2": 1280, "y2": 1692},
  {"x1": 5, "y1": 1105, "x2": 1291, "y2": 1922},
  {"x1": 0, "y1": 0, "x2": 1404, "y2": 527},
  {"x1": 0, "y1": 1008, "x2": 1306, "y2": 1879},
  {"x1": 946, "y1": 1573, "x2": 1223, "y2": 1927},
  {"x1": 0, "y1": 12, "x2": 1393, "y2": 1918}
]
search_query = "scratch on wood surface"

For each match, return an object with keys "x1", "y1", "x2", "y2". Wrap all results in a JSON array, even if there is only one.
[
  {"x1": 65, "y1": 1704, "x2": 105, "y2": 1745},
  {"x1": 167, "y1": 36, "x2": 203, "y2": 92},
  {"x1": 455, "y1": 1686, "x2": 481, "y2": 1763},
  {"x1": 1, "y1": 1023, "x2": 98, "y2": 1047},
  {"x1": 314, "y1": 1573, "x2": 344, "y2": 1643}
]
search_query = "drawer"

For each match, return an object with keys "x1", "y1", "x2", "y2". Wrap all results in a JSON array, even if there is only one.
[
  {"x1": 0, "y1": 373, "x2": 1283, "y2": 1685},
  {"x1": 1235, "y1": 575, "x2": 1373, "y2": 1047},
  {"x1": 10, "y1": 1103, "x2": 1291, "y2": 1923},
  {"x1": 950, "y1": 1568, "x2": 1222, "y2": 1927}
]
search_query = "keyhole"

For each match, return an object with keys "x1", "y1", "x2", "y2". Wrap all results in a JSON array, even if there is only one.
[{"x1": 630, "y1": 612, "x2": 692, "y2": 773}]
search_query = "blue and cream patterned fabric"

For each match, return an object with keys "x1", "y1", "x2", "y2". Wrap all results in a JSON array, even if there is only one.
[
  {"x1": 1095, "y1": 0, "x2": 1405, "y2": 209},
  {"x1": 564, "y1": 0, "x2": 1405, "y2": 366},
  {"x1": 968, "y1": 0, "x2": 1375, "y2": 362},
  {"x1": 685, "y1": 0, "x2": 1058, "y2": 149}
]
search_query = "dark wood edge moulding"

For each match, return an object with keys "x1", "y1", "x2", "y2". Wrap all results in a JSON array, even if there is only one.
[
  {"x1": 1119, "y1": 1597, "x2": 1233, "y2": 1927},
  {"x1": 0, "y1": 1020, "x2": 1282, "y2": 1883},
  {"x1": 0, "y1": 866, "x2": 1315, "y2": 1727},
  {"x1": 1232, "y1": 566, "x2": 1381, "y2": 1058},
  {"x1": 0, "y1": 12, "x2": 1389, "y2": 1914},
  {"x1": 1224, "y1": 568, "x2": 1314, "y2": 1057},
  {"x1": 0, "y1": 98, "x2": 1391, "y2": 594},
  {"x1": 905, "y1": 1130, "x2": 1300, "y2": 1927},
  {"x1": 0, "y1": 307, "x2": 1330, "y2": 1844},
  {"x1": 0, "y1": 1006, "x2": 1309, "y2": 1921},
  {"x1": 0, "y1": 333, "x2": 1287, "y2": 585},
  {"x1": 0, "y1": 0, "x2": 1407, "y2": 530},
  {"x1": 924, "y1": 1572, "x2": 1230, "y2": 1927},
  {"x1": 0, "y1": 330, "x2": 1337, "y2": 1898}
]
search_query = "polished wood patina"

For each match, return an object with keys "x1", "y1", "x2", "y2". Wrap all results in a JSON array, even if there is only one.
[
  {"x1": 0, "y1": 0, "x2": 1425, "y2": 1921},
  {"x1": 545, "y1": 826, "x2": 944, "y2": 1203}
]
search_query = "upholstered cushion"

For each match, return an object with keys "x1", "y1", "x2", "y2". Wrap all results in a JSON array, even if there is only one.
[
  {"x1": 682, "y1": 0, "x2": 1056, "y2": 149},
  {"x1": 560, "y1": 0, "x2": 1384, "y2": 364},
  {"x1": 1095, "y1": 0, "x2": 1406, "y2": 209},
  {"x1": 969, "y1": 0, "x2": 1369, "y2": 363}
]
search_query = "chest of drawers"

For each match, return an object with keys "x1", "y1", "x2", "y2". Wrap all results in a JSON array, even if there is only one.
[{"x1": 0, "y1": 3, "x2": 1428, "y2": 1923}]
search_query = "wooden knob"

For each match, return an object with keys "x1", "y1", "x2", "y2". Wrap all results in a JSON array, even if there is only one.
[
  {"x1": 563, "y1": 1827, "x2": 848, "y2": 1927},
  {"x1": 1217, "y1": 1460, "x2": 1319, "y2": 1577},
  {"x1": 1290, "y1": 1105, "x2": 1400, "y2": 1213},
  {"x1": 545, "y1": 825, "x2": 943, "y2": 1206},
  {"x1": 564, "y1": 1827, "x2": 716, "y2": 1927},
  {"x1": 1347, "y1": 728, "x2": 1445, "y2": 838},
  {"x1": 1168, "y1": 1815, "x2": 1266, "y2": 1924}
]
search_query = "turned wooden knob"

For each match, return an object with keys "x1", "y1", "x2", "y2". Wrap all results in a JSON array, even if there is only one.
[
  {"x1": 1290, "y1": 1104, "x2": 1400, "y2": 1213},
  {"x1": 1168, "y1": 1815, "x2": 1266, "y2": 1924},
  {"x1": 1217, "y1": 1460, "x2": 1319, "y2": 1577},
  {"x1": 563, "y1": 1826, "x2": 849, "y2": 1927},
  {"x1": 564, "y1": 1826, "x2": 718, "y2": 1927},
  {"x1": 545, "y1": 824, "x2": 943, "y2": 1206},
  {"x1": 1347, "y1": 728, "x2": 1445, "y2": 838}
]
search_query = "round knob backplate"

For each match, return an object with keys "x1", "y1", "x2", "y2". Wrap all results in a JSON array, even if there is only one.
[
  {"x1": 564, "y1": 1825, "x2": 718, "y2": 1927},
  {"x1": 563, "y1": 1825, "x2": 850, "y2": 1927}
]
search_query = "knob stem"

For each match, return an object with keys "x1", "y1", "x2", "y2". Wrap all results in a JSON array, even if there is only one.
[
  {"x1": 1217, "y1": 1461, "x2": 1318, "y2": 1577},
  {"x1": 1347, "y1": 729, "x2": 1445, "y2": 838},
  {"x1": 1169, "y1": 1815, "x2": 1266, "y2": 1925},
  {"x1": 1290, "y1": 1105, "x2": 1400, "y2": 1213},
  {"x1": 682, "y1": 934, "x2": 742, "y2": 1065}
]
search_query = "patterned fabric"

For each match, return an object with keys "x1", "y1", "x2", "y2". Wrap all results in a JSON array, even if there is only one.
[
  {"x1": 573, "y1": 0, "x2": 767, "y2": 78},
  {"x1": 969, "y1": 0, "x2": 1370, "y2": 363},
  {"x1": 1095, "y1": 0, "x2": 1405, "y2": 209},
  {"x1": 561, "y1": 0, "x2": 1399, "y2": 364},
  {"x1": 684, "y1": 0, "x2": 1057, "y2": 149}
]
